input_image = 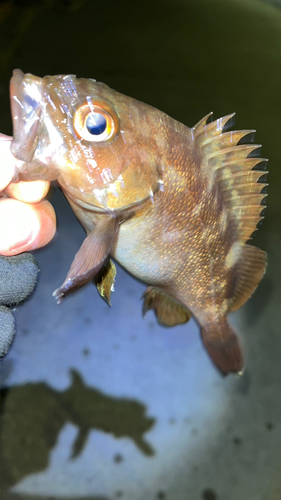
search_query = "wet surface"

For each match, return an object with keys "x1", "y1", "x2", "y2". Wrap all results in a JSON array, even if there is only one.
[{"x1": 0, "y1": 0, "x2": 281, "y2": 499}]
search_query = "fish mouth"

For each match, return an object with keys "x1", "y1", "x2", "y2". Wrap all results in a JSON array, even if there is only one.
[{"x1": 10, "y1": 69, "x2": 43, "y2": 162}]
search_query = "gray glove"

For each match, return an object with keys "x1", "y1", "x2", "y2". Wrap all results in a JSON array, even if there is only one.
[{"x1": 0, "y1": 254, "x2": 39, "y2": 357}]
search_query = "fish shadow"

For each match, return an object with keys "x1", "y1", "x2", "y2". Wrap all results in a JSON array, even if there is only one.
[{"x1": 0, "y1": 369, "x2": 155, "y2": 489}]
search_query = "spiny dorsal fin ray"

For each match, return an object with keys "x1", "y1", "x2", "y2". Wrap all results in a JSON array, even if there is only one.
[
  {"x1": 230, "y1": 205, "x2": 265, "y2": 217},
  {"x1": 218, "y1": 170, "x2": 268, "y2": 190},
  {"x1": 228, "y1": 245, "x2": 267, "y2": 311},
  {"x1": 215, "y1": 158, "x2": 268, "y2": 180},
  {"x1": 223, "y1": 183, "x2": 268, "y2": 198},
  {"x1": 192, "y1": 112, "x2": 213, "y2": 135},
  {"x1": 202, "y1": 130, "x2": 256, "y2": 156},
  {"x1": 208, "y1": 144, "x2": 262, "y2": 165},
  {"x1": 219, "y1": 167, "x2": 268, "y2": 241},
  {"x1": 192, "y1": 112, "x2": 268, "y2": 245},
  {"x1": 195, "y1": 113, "x2": 236, "y2": 146},
  {"x1": 224, "y1": 193, "x2": 267, "y2": 208}
]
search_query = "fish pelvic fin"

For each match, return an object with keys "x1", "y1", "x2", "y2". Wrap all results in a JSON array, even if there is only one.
[
  {"x1": 53, "y1": 216, "x2": 119, "y2": 303},
  {"x1": 201, "y1": 318, "x2": 244, "y2": 375},
  {"x1": 142, "y1": 286, "x2": 191, "y2": 327},
  {"x1": 192, "y1": 112, "x2": 268, "y2": 244},
  {"x1": 94, "y1": 258, "x2": 117, "y2": 306}
]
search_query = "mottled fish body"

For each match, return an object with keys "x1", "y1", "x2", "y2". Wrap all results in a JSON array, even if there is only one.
[{"x1": 8, "y1": 69, "x2": 268, "y2": 374}]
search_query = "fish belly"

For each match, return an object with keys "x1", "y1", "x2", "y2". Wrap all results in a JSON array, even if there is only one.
[
  {"x1": 113, "y1": 194, "x2": 225, "y2": 324},
  {"x1": 113, "y1": 208, "x2": 177, "y2": 287}
]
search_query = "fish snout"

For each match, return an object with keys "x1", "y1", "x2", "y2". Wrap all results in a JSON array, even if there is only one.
[{"x1": 10, "y1": 69, "x2": 43, "y2": 162}]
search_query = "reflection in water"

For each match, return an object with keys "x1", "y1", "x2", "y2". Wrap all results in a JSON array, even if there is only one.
[{"x1": 0, "y1": 369, "x2": 155, "y2": 489}]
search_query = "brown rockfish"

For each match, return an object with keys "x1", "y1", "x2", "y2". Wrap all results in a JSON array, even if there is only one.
[{"x1": 8, "y1": 69, "x2": 268, "y2": 374}]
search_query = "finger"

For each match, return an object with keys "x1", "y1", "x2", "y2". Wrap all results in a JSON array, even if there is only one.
[
  {"x1": 0, "y1": 135, "x2": 15, "y2": 190},
  {"x1": 0, "y1": 198, "x2": 56, "y2": 256},
  {"x1": 5, "y1": 179, "x2": 51, "y2": 203}
]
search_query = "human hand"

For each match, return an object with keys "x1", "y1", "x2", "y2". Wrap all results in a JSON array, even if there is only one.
[
  {"x1": 0, "y1": 133, "x2": 56, "y2": 255},
  {"x1": 0, "y1": 134, "x2": 56, "y2": 357}
]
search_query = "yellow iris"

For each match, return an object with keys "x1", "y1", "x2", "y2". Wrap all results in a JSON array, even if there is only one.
[{"x1": 73, "y1": 101, "x2": 118, "y2": 143}]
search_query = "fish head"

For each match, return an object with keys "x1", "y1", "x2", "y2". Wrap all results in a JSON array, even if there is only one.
[{"x1": 10, "y1": 69, "x2": 165, "y2": 212}]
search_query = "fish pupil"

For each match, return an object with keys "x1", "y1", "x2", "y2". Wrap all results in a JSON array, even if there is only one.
[{"x1": 86, "y1": 112, "x2": 107, "y2": 135}]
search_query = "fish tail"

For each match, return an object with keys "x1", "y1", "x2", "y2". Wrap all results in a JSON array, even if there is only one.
[{"x1": 201, "y1": 318, "x2": 244, "y2": 375}]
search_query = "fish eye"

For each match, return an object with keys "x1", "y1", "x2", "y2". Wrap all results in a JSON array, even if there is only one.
[
  {"x1": 74, "y1": 103, "x2": 117, "y2": 142},
  {"x1": 85, "y1": 113, "x2": 107, "y2": 135}
]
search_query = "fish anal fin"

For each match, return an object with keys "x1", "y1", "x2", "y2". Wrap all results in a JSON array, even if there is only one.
[
  {"x1": 53, "y1": 217, "x2": 119, "y2": 303},
  {"x1": 94, "y1": 258, "x2": 117, "y2": 306},
  {"x1": 142, "y1": 286, "x2": 191, "y2": 327},
  {"x1": 228, "y1": 244, "x2": 267, "y2": 312},
  {"x1": 201, "y1": 319, "x2": 244, "y2": 374}
]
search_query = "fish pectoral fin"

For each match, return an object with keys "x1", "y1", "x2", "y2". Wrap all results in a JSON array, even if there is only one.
[
  {"x1": 53, "y1": 217, "x2": 119, "y2": 303},
  {"x1": 93, "y1": 258, "x2": 117, "y2": 306},
  {"x1": 201, "y1": 319, "x2": 244, "y2": 375},
  {"x1": 229, "y1": 244, "x2": 267, "y2": 312},
  {"x1": 142, "y1": 286, "x2": 191, "y2": 327}
]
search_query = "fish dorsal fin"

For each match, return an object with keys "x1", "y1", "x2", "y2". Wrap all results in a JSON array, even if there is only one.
[
  {"x1": 192, "y1": 112, "x2": 213, "y2": 135},
  {"x1": 192, "y1": 113, "x2": 268, "y2": 243},
  {"x1": 193, "y1": 113, "x2": 236, "y2": 146},
  {"x1": 228, "y1": 244, "x2": 267, "y2": 311}
]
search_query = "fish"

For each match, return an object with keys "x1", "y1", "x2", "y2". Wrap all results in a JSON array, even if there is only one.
[{"x1": 8, "y1": 69, "x2": 268, "y2": 374}]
